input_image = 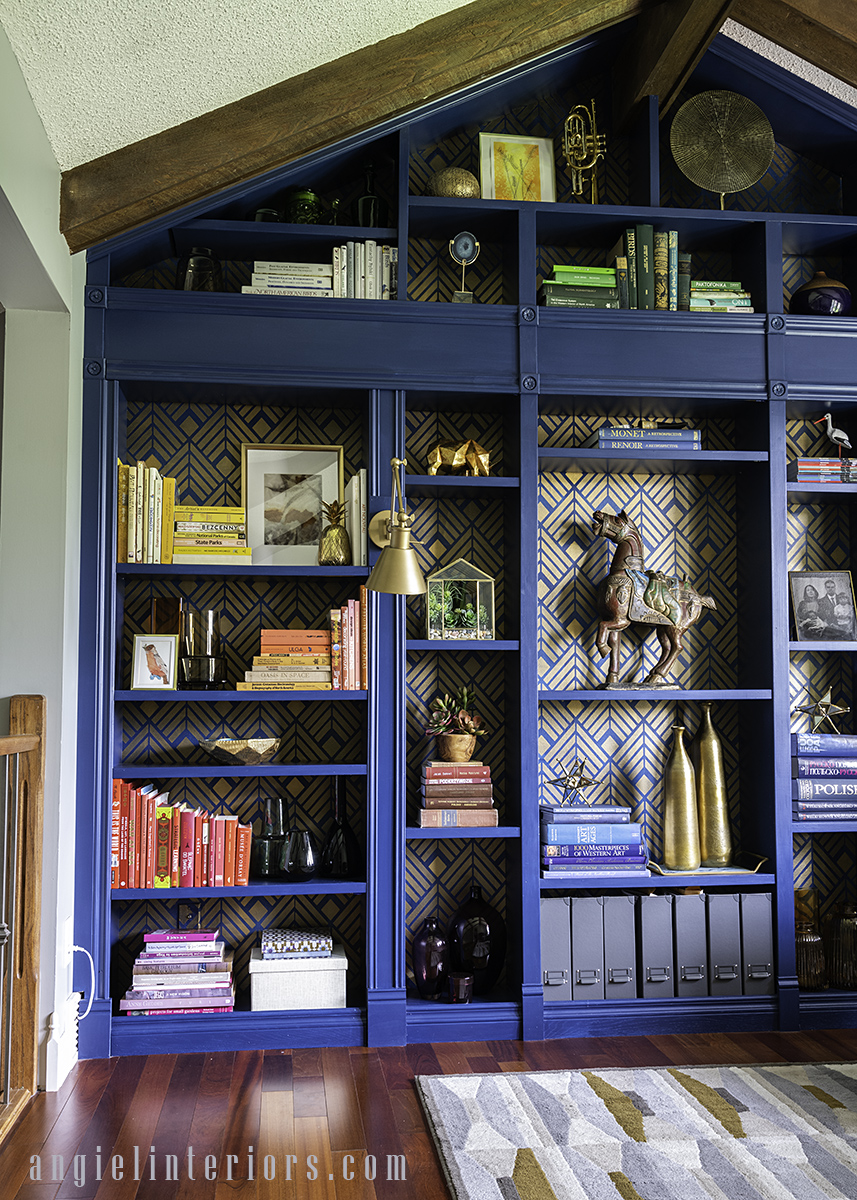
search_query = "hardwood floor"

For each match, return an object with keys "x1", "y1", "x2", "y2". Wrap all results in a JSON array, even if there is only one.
[{"x1": 4, "y1": 1029, "x2": 857, "y2": 1198}]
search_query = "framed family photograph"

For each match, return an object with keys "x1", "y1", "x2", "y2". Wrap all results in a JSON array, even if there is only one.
[
  {"x1": 241, "y1": 443, "x2": 344, "y2": 567},
  {"x1": 479, "y1": 132, "x2": 556, "y2": 202},
  {"x1": 789, "y1": 570, "x2": 857, "y2": 641},
  {"x1": 131, "y1": 634, "x2": 178, "y2": 689}
]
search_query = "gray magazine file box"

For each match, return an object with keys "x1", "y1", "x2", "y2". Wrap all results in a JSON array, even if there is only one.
[
  {"x1": 571, "y1": 894, "x2": 605, "y2": 1000},
  {"x1": 740, "y1": 892, "x2": 775, "y2": 996},
  {"x1": 706, "y1": 892, "x2": 742, "y2": 996},
  {"x1": 637, "y1": 894, "x2": 674, "y2": 998},
  {"x1": 540, "y1": 896, "x2": 571, "y2": 1001},
  {"x1": 603, "y1": 893, "x2": 637, "y2": 999},
  {"x1": 673, "y1": 891, "x2": 708, "y2": 997}
]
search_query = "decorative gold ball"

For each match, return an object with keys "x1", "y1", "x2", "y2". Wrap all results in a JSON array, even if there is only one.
[{"x1": 427, "y1": 168, "x2": 481, "y2": 199}]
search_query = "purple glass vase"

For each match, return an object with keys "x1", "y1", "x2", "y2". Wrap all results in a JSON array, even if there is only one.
[
  {"x1": 448, "y1": 885, "x2": 506, "y2": 996},
  {"x1": 412, "y1": 917, "x2": 449, "y2": 1000}
]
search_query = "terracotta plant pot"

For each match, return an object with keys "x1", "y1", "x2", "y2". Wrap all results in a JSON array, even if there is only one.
[{"x1": 435, "y1": 733, "x2": 477, "y2": 762}]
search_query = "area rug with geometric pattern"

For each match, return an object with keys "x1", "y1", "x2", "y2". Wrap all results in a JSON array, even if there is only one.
[{"x1": 415, "y1": 1063, "x2": 857, "y2": 1199}]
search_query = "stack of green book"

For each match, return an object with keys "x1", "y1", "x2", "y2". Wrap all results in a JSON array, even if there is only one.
[
  {"x1": 538, "y1": 264, "x2": 620, "y2": 309},
  {"x1": 690, "y1": 280, "x2": 754, "y2": 313}
]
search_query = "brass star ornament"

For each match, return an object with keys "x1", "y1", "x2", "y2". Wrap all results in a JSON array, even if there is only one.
[
  {"x1": 545, "y1": 758, "x2": 599, "y2": 806},
  {"x1": 792, "y1": 689, "x2": 850, "y2": 734}
]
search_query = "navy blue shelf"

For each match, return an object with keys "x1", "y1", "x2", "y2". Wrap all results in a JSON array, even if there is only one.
[
  {"x1": 406, "y1": 826, "x2": 520, "y2": 839},
  {"x1": 788, "y1": 641, "x2": 857, "y2": 652},
  {"x1": 539, "y1": 689, "x2": 772, "y2": 702},
  {"x1": 407, "y1": 639, "x2": 519, "y2": 651},
  {"x1": 540, "y1": 873, "x2": 777, "y2": 891},
  {"x1": 539, "y1": 448, "x2": 768, "y2": 475},
  {"x1": 115, "y1": 689, "x2": 366, "y2": 701},
  {"x1": 110, "y1": 1006, "x2": 366, "y2": 1055},
  {"x1": 113, "y1": 763, "x2": 367, "y2": 779},
  {"x1": 117, "y1": 563, "x2": 370, "y2": 578},
  {"x1": 791, "y1": 822, "x2": 857, "y2": 834},
  {"x1": 114, "y1": 881, "x2": 366, "y2": 898},
  {"x1": 405, "y1": 475, "x2": 520, "y2": 497}
]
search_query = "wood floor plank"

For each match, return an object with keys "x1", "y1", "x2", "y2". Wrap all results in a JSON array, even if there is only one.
[
  {"x1": 293, "y1": 1077, "x2": 327, "y2": 1119},
  {"x1": 4, "y1": 1060, "x2": 117, "y2": 1199},
  {"x1": 403, "y1": 1044, "x2": 444, "y2": 1083},
  {"x1": 431, "y1": 1044, "x2": 472, "y2": 1075},
  {"x1": 347, "y1": 1052, "x2": 405, "y2": 1199},
  {"x1": 134, "y1": 1053, "x2": 206, "y2": 1200},
  {"x1": 257, "y1": 1089, "x2": 295, "y2": 1200},
  {"x1": 320, "y1": 1048, "x2": 365, "y2": 1154},
  {"x1": 52, "y1": 1055, "x2": 149, "y2": 1198},
  {"x1": 170, "y1": 1051, "x2": 237, "y2": 1200},
  {"x1": 88, "y1": 1053, "x2": 178, "y2": 1199},
  {"x1": 213, "y1": 1050, "x2": 262, "y2": 1197},
  {"x1": 292, "y1": 1049, "x2": 323, "y2": 1078},
  {"x1": 294, "y1": 1114, "x2": 336, "y2": 1200},
  {"x1": 261, "y1": 1052, "x2": 293, "y2": 1093}
]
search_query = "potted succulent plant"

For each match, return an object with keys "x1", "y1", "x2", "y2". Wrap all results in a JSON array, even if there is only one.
[{"x1": 425, "y1": 686, "x2": 489, "y2": 762}]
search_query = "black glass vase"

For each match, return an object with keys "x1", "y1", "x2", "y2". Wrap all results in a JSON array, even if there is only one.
[
  {"x1": 412, "y1": 917, "x2": 449, "y2": 1000},
  {"x1": 352, "y1": 166, "x2": 388, "y2": 228},
  {"x1": 319, "y1": 780, "x2": 361, "y2": 880},
  {"x1": 448, "y1": 884, "x2": 506, "y2": 996},
  {"x1": 279, "y1": 828, "x2": 318, "y2": 882},
  {"x1": 250, "y1": 797, "x2": 286, "y2": 880}
]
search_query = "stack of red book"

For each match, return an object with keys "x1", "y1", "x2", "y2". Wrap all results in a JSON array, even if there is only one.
[
  {"x1": 120, "y1": 928, "x2": 235, "y2": 1015},
  {"x1": 111, "y1": 782, "x2": 251, "y2": 890},
  {"x1": 240, "y1": 627, "x2": 333, "y2": 690},
  {"x1": 419, "y1": 761, "x2": 498, "y2": 827}
]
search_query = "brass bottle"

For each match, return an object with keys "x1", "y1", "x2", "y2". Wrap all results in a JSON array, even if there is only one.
[
  {"x1": 318, "y1": 499, "x2": 352, "y2": 566},
  {"x1": 691, "y1": 703, "x2": 732, "y2": 867},
  {"x1": 662, "y1": 724, "x2": 700, "y2": 870}
]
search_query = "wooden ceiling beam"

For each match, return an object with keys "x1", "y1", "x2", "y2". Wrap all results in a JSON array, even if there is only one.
[
  {"x1": 60, "y1": 0, "x2": 658, "y2": 254},
  {"x1": 732, "y1": 0, "x2": 857, "y2": 92},
  {"x1": 612, "y1": 0, "x2": 738, "y2": 131}
]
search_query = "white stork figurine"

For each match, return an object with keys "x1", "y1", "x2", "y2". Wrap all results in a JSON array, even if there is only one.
[{"x1": 813, "y1": 412, "x2": 851, "y2": 459}]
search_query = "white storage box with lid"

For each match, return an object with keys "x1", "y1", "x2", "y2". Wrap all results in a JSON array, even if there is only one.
[{"x1": 249, "y1": 945, "x2": 348, "y2": 1010}]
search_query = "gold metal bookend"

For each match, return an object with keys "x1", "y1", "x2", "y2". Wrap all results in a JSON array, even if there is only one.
[{"x1": 563, "y1": 99, "x2": 606, "y2": 204}]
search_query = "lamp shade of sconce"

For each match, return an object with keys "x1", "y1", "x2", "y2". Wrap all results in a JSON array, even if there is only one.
[{"x1": 366, "y1": 458, "x2": 427, "y2": 595}]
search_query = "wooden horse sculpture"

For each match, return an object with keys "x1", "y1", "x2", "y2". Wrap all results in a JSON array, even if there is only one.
[{"x1": 591, "y1": 509, "x2": 716, "y2": 688}]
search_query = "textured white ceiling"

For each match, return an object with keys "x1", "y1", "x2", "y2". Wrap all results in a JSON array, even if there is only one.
[
  {"x1": 0, "y1": 0, "x2": 477, "y2": 170},
  {"x1": 0, "y1": 5, "x2": 854, "y2": 173}
]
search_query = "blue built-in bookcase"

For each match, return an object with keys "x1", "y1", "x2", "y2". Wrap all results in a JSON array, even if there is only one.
[{"x1": 74, "y1": 25, "x2": 857, "y2": 1056}]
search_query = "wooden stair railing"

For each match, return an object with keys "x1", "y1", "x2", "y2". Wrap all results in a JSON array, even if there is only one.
[{"x1": 0, "y1": 696, "x2": 45, "y2": 1144}]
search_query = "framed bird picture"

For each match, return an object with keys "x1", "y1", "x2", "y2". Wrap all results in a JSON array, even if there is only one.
[{"x1": 131, "y1": 634, "x2": 179, "y2": 689}]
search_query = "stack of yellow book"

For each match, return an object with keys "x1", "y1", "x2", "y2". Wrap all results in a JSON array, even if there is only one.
[
  {"x1": 117, "y1": 459, "x2": 179, "y2": 564},
  {"x1": 171, "y1": 506, "x2": 251, "y2": 566}
]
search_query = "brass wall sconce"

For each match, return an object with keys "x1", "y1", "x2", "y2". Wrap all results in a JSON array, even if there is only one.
[{"x1": 366, "y1": 458, "x2": 427, "y2": 595}]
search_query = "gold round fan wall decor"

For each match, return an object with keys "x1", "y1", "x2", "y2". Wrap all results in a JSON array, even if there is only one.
[{"x1": 670, "y1": 90, "x2": 775, "y2": 208}]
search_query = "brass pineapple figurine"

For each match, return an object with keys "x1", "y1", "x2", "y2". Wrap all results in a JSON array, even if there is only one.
[{"x1": 318, "y1": 498, "x2": 352, "y2": 566}]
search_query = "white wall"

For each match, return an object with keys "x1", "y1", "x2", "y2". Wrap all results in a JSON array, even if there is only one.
[{"x1": 0, "y1": 21, "x2": 84, "y2": 1090}]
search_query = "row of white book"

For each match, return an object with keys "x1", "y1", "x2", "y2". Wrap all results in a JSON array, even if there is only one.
[{"x1": 241, "y1": 249, "x2": 398, "y2": 301}]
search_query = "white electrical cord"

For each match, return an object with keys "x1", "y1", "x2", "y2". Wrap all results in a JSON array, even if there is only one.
[{"x1": 72, "y1": 945, "x2": 95, "y2": 1019}]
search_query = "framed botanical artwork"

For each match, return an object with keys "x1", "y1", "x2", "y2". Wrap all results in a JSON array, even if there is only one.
[
  {"x1": 789, "y1": 570, "x2": 857, "y2": 641},
  {"x1": 131, "y1": 634, "x2": 179, "y2": 689},
  {"x1": 479, "y1": 132, "x2": 556, "y2": 202},
  {"x1": 241, "y1": 443, "x2": 344, "y2": 566}
]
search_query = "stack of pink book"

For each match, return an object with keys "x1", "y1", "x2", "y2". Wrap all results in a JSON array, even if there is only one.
[{"x1": 120, "y1": 928, "x2": 234, "y2": 1015}]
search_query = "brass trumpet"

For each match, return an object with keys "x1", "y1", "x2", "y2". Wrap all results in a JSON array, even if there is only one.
[{"x1": 563, "y1": 99, "x2": 606, "y2": 204}]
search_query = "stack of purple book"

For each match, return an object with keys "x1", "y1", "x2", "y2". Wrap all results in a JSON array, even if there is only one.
[{"x1": 120, "y1": 927, "x2": 234, "y2": 1015}]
